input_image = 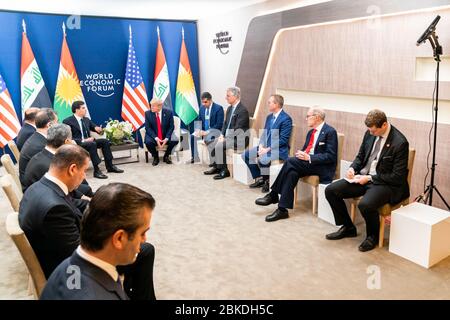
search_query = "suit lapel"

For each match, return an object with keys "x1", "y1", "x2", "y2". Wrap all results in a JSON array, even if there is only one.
[
  {"x1": 378, "y1": 125, "x2": 394, "y2": 161},
  {"x1": 363, "y1": 134, "x2": 377, "y2": 165},
  {"x1": 313, "y1": 123, "x2": 327, "y2": 149}
]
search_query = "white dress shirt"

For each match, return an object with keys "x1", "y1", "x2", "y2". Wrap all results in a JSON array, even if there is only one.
[
  {"x1": 309, "y1": 121, "x2": 325, "y2": 155},
  {"x1": 368, "y1": 123, "x2": 391, "y2": 175}
]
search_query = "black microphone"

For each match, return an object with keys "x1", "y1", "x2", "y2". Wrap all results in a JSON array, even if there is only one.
[{"x1": 416, "y1": 15, "x2": 440, "y2": 46}]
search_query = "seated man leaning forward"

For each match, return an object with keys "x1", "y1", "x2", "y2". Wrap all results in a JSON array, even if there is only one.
[
  {"x1": 255, "y1": 107, "x2": 338, "y2": 222},
  {"x1": 242, "y1": 94, "x2": 292, "y2": 193},
  {"x1": 144, "y1": 98, "x2": 179, "y2": 166},
  {"x1": 324, "y1": 109, "x2": 409, "y2": 252},
  {"x1": 40, "y1": 182, "x2": 156, "y2": 300}
]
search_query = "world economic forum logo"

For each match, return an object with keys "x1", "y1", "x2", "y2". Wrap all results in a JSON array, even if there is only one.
[{"x1": 80, "y1": 73, "x2": 121, "y2": 98}]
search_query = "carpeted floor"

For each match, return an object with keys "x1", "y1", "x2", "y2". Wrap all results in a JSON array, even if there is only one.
[{"x1": 1, "y1": 149, "x2": 449, "y2": 299}]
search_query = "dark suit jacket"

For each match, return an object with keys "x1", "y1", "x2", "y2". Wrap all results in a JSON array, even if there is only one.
[
  {"x1": 63, "y1": 115, "x2": 97, "y2": 145},
  {"x1": 221, "y1": 102, "x2": 249, "y2": 148},
  {"x1": 19, "y1": 176, "x2": 82, "y2": 278},
  {"x1": 40, "y1": 251, "x2": 128, "y2": 300},
  {"x1": 351, "y1": 125, "x2": 409, "y2": 204},
  {"x1": 302, "y1": 123, "x2": 338, "y2": 183},
  {"x1": 199, "y1": 103, "x2": 224, "y2": 131},
  {"x1": 23, "y1": 149, "x2": 92, "y2": 205},
  {"x1": 19, "y1": 131, "x2": 47, "y2": 187},
  {"x1": 259, "y1": 110, "x2": 293, "y2": 161},
  {"x1": 16, "y1": 122, "x2": 36, "y2": 151},
  {"x1": 144, "y1": 109, "x2": 177, "y2": 144}
]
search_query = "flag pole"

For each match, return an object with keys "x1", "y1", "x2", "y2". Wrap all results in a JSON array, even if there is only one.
[
  {"x1": 129, "y1": 24, "x2": 132, "y2": 39},
  {"x1": 22, "y1": 19, "x2": 26, "y2": 34},
  {"x1": 181, "y1": 26, "x2": 184, "y2": 40},
  {"x1": 62, "y1": 22, "x2": 66, "y2": 37},
  {"x1": 157, "y1": 26, "x2": 160, "y2": 39}
]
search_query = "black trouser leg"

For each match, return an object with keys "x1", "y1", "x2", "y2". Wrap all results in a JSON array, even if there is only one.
[
  {"x1": 145, "y1": 139, "x2": 159, "y2": 159},
  {"x1": 117, "y1": 242, "x2": 156, "y2": 300},
  {"x1": 325, "y1": 179, "x2": 366, "y2": 227},
  {"x1": 95, "y1": 138, "x2": 114, "y2": 169},
  {"x1": 358, "y1": 184, "x2": 392, "y2": 239},
  {"x1": 80, "y1": 141, "x2": 101, "y2": 167},
  {"x1": 164, "y1": 139, "x2": 179, "y2": 158}
]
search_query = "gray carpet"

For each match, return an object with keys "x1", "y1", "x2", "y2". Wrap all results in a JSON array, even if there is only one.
[{"x1": 1, "y1": 149, "x2": 449, "y2": 299}]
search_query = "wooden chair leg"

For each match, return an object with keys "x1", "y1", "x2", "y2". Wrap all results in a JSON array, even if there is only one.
[
  {"x1": 350, "y1": 201, "x2": 356, "y2": 222},
  {"x1": 145, "y1": 151, "x2": 148, "y2": 163},
  {"x1": 294, "y1": 186, "x2": 298, "y2": 208},
  {"x1": 379, "y1": 215, "x2": 385, "y2": 248},
  {"x1": 312, "y1": 185, "x2": 318, "y2": 215}
]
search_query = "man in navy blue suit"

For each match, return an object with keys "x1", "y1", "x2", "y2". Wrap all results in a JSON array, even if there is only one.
[
  {"x1": 144, "y1": 98, "x2": 179, "y2": 166},
  {"x1": 242, "y1": 94, "x2": 292, "y2": 193},
  {"x1": 190, "y1": 92, "x2": 224, "y2": 163},
  {"x1": 255, "y1": 108, "x2": 338, "y2": 222}
]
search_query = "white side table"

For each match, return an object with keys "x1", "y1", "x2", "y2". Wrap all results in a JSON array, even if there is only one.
[{"x1": 389, "y1": 202, "x2": 450, "y2": 268}]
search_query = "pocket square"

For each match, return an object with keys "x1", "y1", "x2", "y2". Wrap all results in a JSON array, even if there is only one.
[{"x1": 319, "y1": 142, "x2": 325, "y2": 145}]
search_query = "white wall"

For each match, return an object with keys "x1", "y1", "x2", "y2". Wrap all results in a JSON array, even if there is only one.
[{"x1": 196, "y1": 0, "x2": 332, "y2": 107}]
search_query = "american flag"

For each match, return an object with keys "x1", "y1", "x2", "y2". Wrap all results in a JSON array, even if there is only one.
[
  {"x1": 121, "y1": 27, "x2": 149, "y2": 131},
  {"x1": 0, "y1": 74, "x2": 21, "y2": 148}
]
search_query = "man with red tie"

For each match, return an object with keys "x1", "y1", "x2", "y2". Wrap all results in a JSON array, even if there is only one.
[
  {"x1": 144, "y1": 98, "x2": 179, "y2": 166},
  {"x1": 255, "y1": 107, "x2": 338, "y2": 222}
]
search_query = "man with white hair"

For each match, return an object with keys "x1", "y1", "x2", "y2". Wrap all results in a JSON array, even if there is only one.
[
  {"x1": 204, "y1": 86, "x2": 249, "y2": 179},
  {"x1": 255, "y1": 107, "x2": 338, "y2": 222},
  {"x1": 144, "y1": 97, "x2": 179, "y2": 166}
]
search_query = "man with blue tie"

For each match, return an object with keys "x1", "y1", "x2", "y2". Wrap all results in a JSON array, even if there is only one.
[
  {"x1": 242, "y1": 94, "x2": 292, "y2": 193},
  {"x1": 144, "y1": 98, "x2": 179, "y2": 166},
  {"x1": 255, "y1": 108, "x2": 338, "y2": 222},
  {"x1": 190, "y1": 92, "x2": 224, "y2": 163}
]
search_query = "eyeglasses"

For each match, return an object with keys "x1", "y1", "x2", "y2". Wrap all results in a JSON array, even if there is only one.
[{"x1": 305, "y1": 114, "x2": 315, "y2": 120}]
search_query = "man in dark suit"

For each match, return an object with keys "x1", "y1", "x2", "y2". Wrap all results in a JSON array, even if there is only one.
[
  {"x1": 144, "y1": 98, "x2": 179, "y2": 166},
  {"x1": 19, "y1": 144, "x2": 89, "y2": 278},
  {"x1": 20, "y1": 145, "x2": 156, "y2": 300},
  {"x1": 256, "y1": 108, "x2": 338, "y2": 222},
  {"x1": 243, "y1": 94, "x2": 292, "y2": 193},
  {"x1": 63, "y1": 100, "x2": 124, "y2": 179},
  {"x1": 40, "y1": 182, "x2": 156, "y2": 300},
  {"x1": 16, "y1": 107, "x2": 39, "y2": 151},
  {"x1": 23, "y1": 123, "x2": 93, "y2": 201},
  {"x1": 204, "y1": 86, "x2": 249, "y2": 179},
  {"x1": 19, "y1": 108, "x2": 57, "y2": 188},
  {"x1": 190, "y1": 92, "x2": 224, "y2": 163},
  {"x1": 325, "y1": 109, "x2": 409, "y2": 252}
]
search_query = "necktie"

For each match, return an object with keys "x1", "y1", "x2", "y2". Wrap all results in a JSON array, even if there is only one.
[
  {"x1": 266, "y1": 115, "x2": 275, "y2": 146},
  {"x1": 204, "y1": 108, "x2": 210, "y2": 131},
  {"x1": 226, "y1": 106, "x2": 236, "y2": 135},
  {"x1": 155, "y1": 112, "x2": 163, "y2": 140},
  {"x1": 79, "y1": 119, "x2": 85, "y2": 140},
  {"x1": 304, "y1": 128, "x2": 317, "y2": 154},
  {"x1": 360, "y1": 136, "x2": 382, "y2": 175}
]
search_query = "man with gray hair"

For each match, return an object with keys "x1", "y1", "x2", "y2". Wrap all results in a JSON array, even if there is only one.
[
  {"x1": 256, "y1": 107, "x2": 338, "y2": 222},
  {"x1": 204, "y1": 86, "x2": 249, "y2": 179}
]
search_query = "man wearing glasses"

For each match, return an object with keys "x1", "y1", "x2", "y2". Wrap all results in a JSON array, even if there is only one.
[{"x1": 255, "y1": 107, "x2": 338, "y2": 222}]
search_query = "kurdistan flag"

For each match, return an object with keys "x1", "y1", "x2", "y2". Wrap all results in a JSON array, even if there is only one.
[
  {"x1": 174, "y1": 27, "x2": 198, "y2": 126},
  {"x1": 153, "y1": 26, "x2": 172, "y2": 111},
  {"x1": 21, "y1": 20, "x2": 51, "y2": 116},
  {"x1": 54, "y1": 23, "x2": 89, "y2": 121}
]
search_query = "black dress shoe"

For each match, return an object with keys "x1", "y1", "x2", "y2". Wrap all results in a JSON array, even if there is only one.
[
  {"x1": 190, "y1": 157, "x2": 200, "y2": 164},
  {"x1": 325, "y1": 225, "x2": 357, "y2": 240},
  {"x1": 204, "y1": 167, "x2": 220, "y2": 175},
  {"x1": 163, "y1": 156, "x2": 172, "y2": 164},
  {"x1": 249, "y1": 178, "x2": 264, "y2": 188},
  {"x1": 265, "y1": 208, "x2": 289, "y2": 222},
  {"x1": 213, "y1": 169, "x2": 230, "y2": 180},
  {"x1": 152, "y1": 158, "x2": 159, "y2": 166},
  {"x1": 107, "y1": 165, "x2": 124, "y2": 173},
  {"x1": 261, "y1": 180, "x2": 270, "y2": 193},
  {"x1": 255, "y1": 192, "x2": 278, "y2": 206},
  {"x1": 94, "y1": 170, "x2": 108, "y2": 179},
  {"x1": 208, "y1": 163, "x2": 215, "y2": 167},
  {"x1": 359, "y1": 236, "x2": 377, "y2": 252}
]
